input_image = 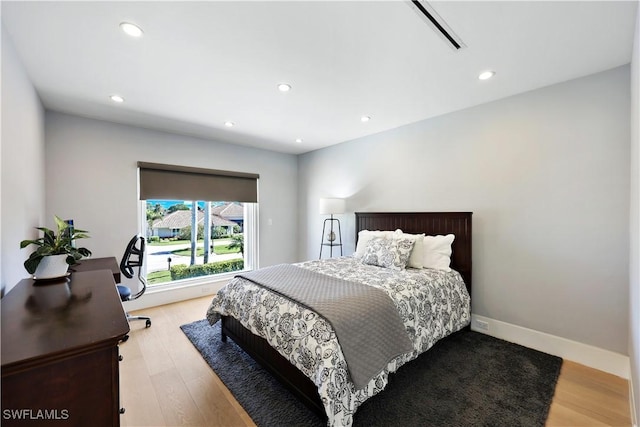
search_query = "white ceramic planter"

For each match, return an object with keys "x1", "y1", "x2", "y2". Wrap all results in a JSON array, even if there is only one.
[{"x1": 33, "y1": 254, "x2": 70, "y2": 280}]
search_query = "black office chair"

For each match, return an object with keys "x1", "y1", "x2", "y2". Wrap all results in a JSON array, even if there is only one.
[{"x1": 117, "y1": 235, "x2": 151, "y2": 328}]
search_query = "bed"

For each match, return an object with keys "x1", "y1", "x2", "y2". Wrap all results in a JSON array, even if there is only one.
[{"x1": 206, "y1": 212, "x2": 472, "y2": 427}]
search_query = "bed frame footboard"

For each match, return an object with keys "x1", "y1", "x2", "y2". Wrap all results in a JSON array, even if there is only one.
[{"x1": 220, "y1": 315, "x2": 327, "y2": 420}]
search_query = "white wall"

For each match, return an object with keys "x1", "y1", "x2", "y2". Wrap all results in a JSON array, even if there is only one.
[
  {"x1": 44, "y1": 112, "x2": 298, "y2": 281},
  {"x1": 299, "y1": 66, "x2": 631, "y2": 355},
  {"x1": 0, "y1": 27, "x2": 45, "y2": 295},
  {"x1": 629, "y1": 4, "x2": 640, "y2": 424}
]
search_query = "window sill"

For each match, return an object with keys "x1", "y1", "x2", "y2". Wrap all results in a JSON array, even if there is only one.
[{"x1": 124, "y1": 270, "x2": 250, "y2": 311}]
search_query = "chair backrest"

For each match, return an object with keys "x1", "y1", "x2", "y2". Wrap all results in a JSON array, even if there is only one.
[{"x1": 119, "y1": 235, "x2": 147, "y2": 300}]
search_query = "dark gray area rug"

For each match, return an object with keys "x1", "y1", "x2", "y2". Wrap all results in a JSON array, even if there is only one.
[{"x1": 181, "y1": 319, "x2": 562, "y2": 427}]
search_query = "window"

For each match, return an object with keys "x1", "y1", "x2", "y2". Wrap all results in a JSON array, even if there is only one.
[
  {"x1": 137, "y1": 162, "x2": 259, "y2": 288},
  {"x1": 142, "y1": 200, "x2": 257, "y2": 286}
]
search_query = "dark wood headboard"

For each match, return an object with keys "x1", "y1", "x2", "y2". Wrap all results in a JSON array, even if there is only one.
[{"x1": 355, "y1": 212, "x2": 472, "y2": 294}]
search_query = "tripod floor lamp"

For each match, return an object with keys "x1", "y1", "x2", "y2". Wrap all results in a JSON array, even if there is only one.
[{"x1": 319, "y1": 198, "x2": 345, "y2": 258}]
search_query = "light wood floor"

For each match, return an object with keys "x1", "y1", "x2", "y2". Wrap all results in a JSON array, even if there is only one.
[{"x1": 119, "y1": 296, "x2": 632, "y2": 427}]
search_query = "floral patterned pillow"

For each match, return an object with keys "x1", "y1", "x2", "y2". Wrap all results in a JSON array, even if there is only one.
[{"x1": 361, "y1": 237, "x2": 415, "y2": 270}]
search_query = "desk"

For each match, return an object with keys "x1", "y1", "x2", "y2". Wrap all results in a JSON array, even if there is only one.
[
  {"x1": 1, "y1": 270, "x2": 129, "y2": 426},
  {"x1": 71, "y1": 256, "x2": 121, "y2": 283}
]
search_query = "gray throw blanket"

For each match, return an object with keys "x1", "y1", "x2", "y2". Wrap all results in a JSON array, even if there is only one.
[{"x1": 237, "y1": 264, "x2": 413, "y2": 389}]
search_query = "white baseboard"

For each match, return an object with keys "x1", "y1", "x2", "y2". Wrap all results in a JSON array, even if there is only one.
[
  {"x1": 122, "y1": 278, "x2": 228, "y2": 312},
  {"x1": 471, "y1": 314, "x2": 630, "y2": 379}
]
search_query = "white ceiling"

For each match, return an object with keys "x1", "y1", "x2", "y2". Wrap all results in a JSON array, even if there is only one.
[{"x1": 2, "y1": 1, "x2": 637, "y2": 155}]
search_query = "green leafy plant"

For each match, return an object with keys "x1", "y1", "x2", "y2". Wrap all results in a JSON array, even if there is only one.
[
  {"x1": 20, "y1": 216, "x2": 92, "y2": 274},
  {"x1": 169, "y1": 259, "x2": 244, "y2": 281},
  {"x1": 226, "y1": 234, "x2": 244, "y2": 256}
]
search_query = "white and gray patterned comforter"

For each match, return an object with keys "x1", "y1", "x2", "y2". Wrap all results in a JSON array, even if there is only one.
[{"x1": 206, "y1": 256, "x2": 471, "y2": 427}]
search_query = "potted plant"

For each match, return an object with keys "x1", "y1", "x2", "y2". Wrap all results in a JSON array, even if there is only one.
[{"x1": 20, "y1": 216, "x2": 92, "y2": 279}]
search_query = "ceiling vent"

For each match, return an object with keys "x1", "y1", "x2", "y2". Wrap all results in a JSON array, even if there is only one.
[{"x1": 409, "y1": 0, "x2": 466, "y2": 51}]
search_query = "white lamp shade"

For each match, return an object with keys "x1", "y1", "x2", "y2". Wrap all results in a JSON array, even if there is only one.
[{"x1": 319, "y1": 198, "x2": 345, "y2": 215}]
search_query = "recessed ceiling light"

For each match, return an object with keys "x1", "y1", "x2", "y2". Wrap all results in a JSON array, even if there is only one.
[
  {"x1": 120, "y1": 22, "x2": 144, "y2": 38},
  {"x1": 361, "y1": 116, "x2": 371, "y2": 122},
  {"x1": 478, "y1": 70, "x2": 496, "y2": 80},
  {"x1": 224, "y1": 121, "x2": 234, "y2": 127},
  {"x1": 110, "y1": 94, "x2": 125, "y2": 103},
  {"x1": 295, "y1": 138, "x2": 303, "y2": 143},
  {"x1": 278, "y1": 83, "x2": 292, "y2": 92}
]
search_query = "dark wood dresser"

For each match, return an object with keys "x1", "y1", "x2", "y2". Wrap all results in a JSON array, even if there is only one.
[{"x1": 1, "y1": 269, "x2": 130, "y2": 426}]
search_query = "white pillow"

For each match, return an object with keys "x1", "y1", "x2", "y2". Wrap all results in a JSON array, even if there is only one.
[
  {"x1": 392, "y1": 230, "x2": 424, "y2": 269},
  {"x1": 422, "y1": 234, "x2": 455, "y2": 271},
  {"x1": 354, "y1": 230, "x2": 394, "y2": 258}
]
